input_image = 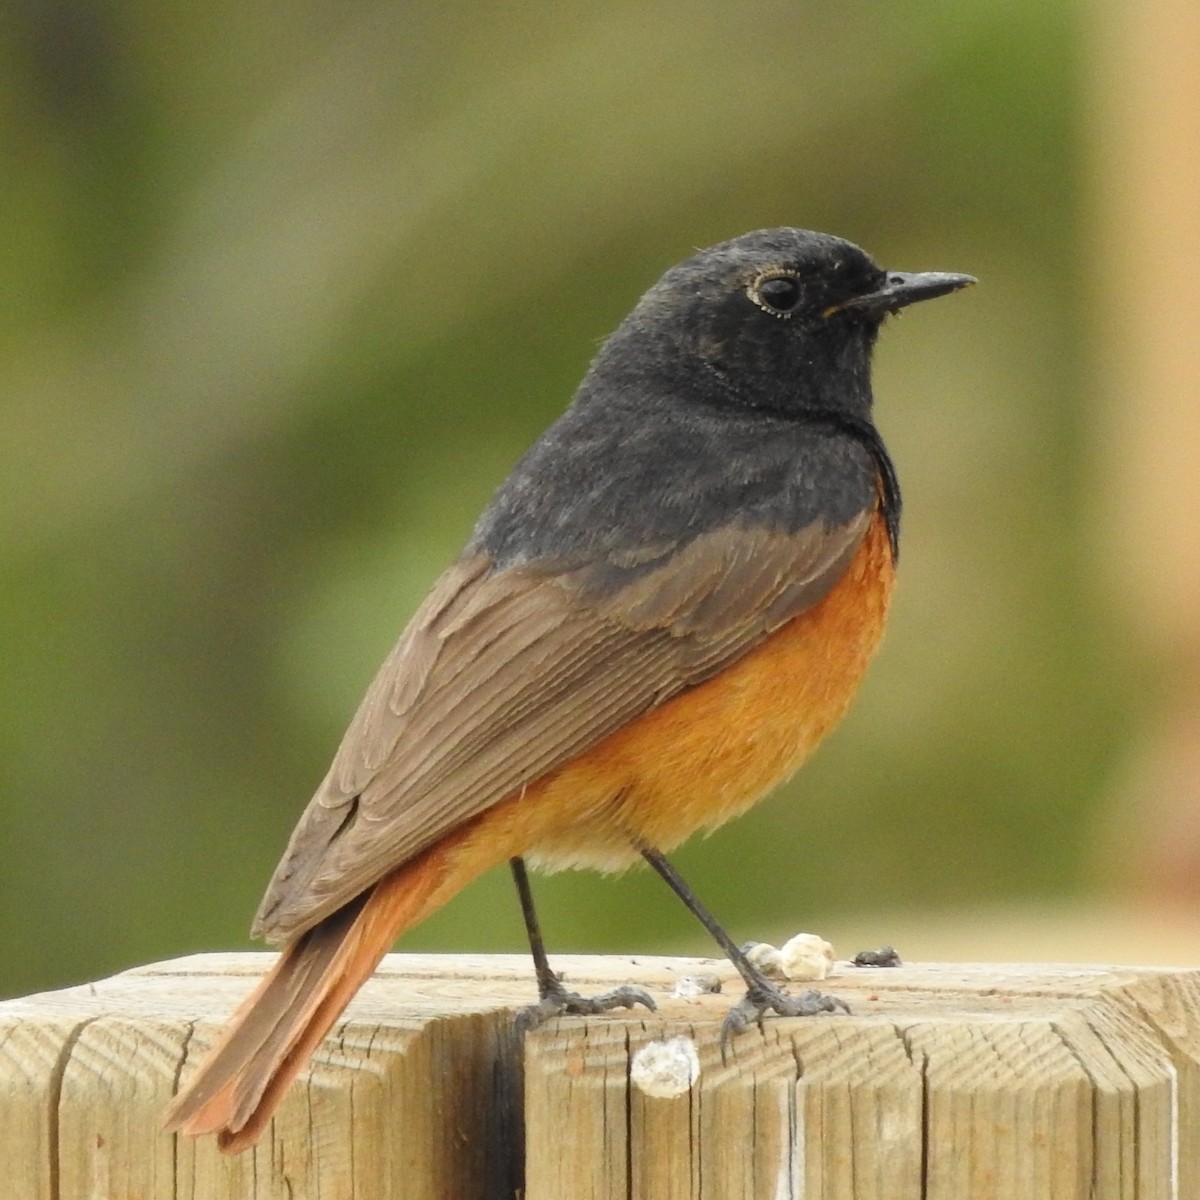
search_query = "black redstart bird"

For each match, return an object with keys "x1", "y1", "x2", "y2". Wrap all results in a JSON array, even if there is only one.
[{"x1": 164, "y1": 227, "x2": 973, "y2": 1151}]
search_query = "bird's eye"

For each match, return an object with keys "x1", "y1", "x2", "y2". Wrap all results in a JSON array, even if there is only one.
[{"x1": 752, "y1": 274, "x2": 802, "y2": 316}]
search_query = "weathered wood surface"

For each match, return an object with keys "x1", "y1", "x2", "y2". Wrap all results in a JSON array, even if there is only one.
[{"x1": 1, "y1": 954, "x2": 1198, "y2": 1198}]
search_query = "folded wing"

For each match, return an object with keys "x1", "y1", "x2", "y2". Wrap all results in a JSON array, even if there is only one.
[{"x1": 253, "y1": 509, "x2": 874, "y2": 942}]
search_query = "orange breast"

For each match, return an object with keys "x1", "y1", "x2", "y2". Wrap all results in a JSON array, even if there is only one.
[{"x1": 478, "y1": 510, "x2": 896, "y2": 873}]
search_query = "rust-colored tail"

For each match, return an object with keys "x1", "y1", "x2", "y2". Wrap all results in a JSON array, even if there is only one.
[{"x1": 163, "y1": 844, "x2": 472, "y2": 1153}]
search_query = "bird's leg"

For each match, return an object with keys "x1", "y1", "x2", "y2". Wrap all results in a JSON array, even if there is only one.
[
  {"x1": 639, "y1": 846, "x2": 848, "y2": 1047},
  {"x1": 510, "y1": 856, "x2": 655, "y2": 1031}
]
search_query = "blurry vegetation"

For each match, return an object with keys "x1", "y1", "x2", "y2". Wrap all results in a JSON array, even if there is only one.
[{"x1": 0, "y1": 0, "x2": 1120, "y2": 999}]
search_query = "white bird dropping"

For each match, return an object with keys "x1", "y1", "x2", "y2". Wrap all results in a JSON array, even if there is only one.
[{"x1": 630, "y1": 1036, "x2": 701, "y2": 1098}]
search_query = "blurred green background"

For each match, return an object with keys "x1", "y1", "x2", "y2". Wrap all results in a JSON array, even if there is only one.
[{"x1": 1, "y1": 1, "x2": 1136, "y2": 1000}]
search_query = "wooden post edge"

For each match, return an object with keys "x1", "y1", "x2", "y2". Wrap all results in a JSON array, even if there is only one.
[{"x1": 1, "y1": 954, "x2": 1198, "y2": 1199}]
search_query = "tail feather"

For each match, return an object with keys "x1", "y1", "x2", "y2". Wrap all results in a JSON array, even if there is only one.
[{"x1": 164, "y1": 841, "x2": 473, "y2": 1152}]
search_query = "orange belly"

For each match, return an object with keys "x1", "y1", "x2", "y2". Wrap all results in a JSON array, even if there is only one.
[{"x1": 475, "y1": 510, "x2": 896, "y2": 873}]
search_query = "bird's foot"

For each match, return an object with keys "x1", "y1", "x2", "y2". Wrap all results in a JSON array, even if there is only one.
[
  {"x1": 720, "y1": 981, "x2": 849, "y2": 1050},
  {"x1": 516, "y1": 975, "x2": 656, "y2": 1033}
]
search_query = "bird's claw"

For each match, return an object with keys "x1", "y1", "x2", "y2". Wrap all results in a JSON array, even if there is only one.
[
  {"x1": 516, "y1": 981, "x2": 657, "y2": 1033},
  {"x1": 720, "y1": 983, "x2": 849, "y2": 1052}
]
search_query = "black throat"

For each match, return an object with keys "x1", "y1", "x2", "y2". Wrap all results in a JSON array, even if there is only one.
[{"x1": 797, "y1": 408, "x2": 901, "y2": 563}]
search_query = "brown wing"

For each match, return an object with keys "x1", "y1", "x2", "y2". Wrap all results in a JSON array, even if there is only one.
[{"x1": 252, "y1": 510, "x2": 874, "y2": 942}]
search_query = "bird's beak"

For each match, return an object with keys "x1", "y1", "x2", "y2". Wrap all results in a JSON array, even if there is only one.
[{"x1": 823, "y1": 271, "x2": 976, "y2": 318}]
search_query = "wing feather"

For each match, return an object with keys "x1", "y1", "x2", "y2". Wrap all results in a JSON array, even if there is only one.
[{"x1": 253, "y1": 509, "x2": 873, "y2": 942}]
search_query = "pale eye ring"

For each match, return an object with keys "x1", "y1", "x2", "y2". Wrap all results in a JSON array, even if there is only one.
[{"x1": 751, "y1": 273, "x2": 802, "y2": 316}]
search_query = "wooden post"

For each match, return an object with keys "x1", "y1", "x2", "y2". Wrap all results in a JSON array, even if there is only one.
[{"x1": 1, "y1": 954, "x2": 1197, "y2": 1198}]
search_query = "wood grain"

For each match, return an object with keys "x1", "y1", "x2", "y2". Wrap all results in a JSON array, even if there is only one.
[{"x1": 1, "y1": 954, "x2": 1198, "y2": 1198}]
